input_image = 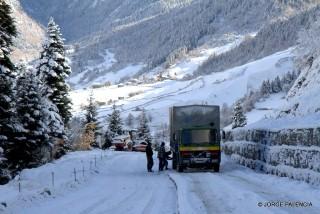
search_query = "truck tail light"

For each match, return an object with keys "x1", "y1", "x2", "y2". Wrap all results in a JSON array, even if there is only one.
[
  {"x1": 211, "y1": 151, "x2": 220, "y2": 158},
  {"x1": 181, "y1": 151, "x2": 192, "y2": 157}
]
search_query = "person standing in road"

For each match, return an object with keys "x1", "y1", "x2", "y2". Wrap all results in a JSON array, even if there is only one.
[
  {"x1": 158, "y1": 142, "x2": 166, "y2": 171},
  {"x1": 146, "y1": 142, "x2": 154, "y2": 172}
]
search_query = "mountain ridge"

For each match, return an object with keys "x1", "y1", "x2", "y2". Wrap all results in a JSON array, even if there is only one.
[{"x1": 20, "y1": 0, "x2": 320, "y2": 81}]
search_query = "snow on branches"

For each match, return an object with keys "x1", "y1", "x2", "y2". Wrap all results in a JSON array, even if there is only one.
[{"x1": 37, "y1": 17, "x2": 72, "y2": 125}]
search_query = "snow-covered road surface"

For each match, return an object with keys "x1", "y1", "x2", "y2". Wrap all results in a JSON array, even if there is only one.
[
  {"x1": 1, "y1": 151, "x2": 319, "y2": 214},
  {"x1": 170, "y1": 156, "x2": 320, "y2": 214},
  {"x1": 0, "y1": 151, "x2": 176, "y2": 214}
]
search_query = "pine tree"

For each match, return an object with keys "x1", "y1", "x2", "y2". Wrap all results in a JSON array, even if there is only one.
[
  {"x1": 232, "y1": 101, "x2": 247, "y2": 129},
  {"x1": 0, "y1": 145, "x2": 10, "y2": 184},
  {"x1": 260, "y1": 81, "x2": 267, "y2": 97},
  {"x1": 265, "y1": 80, "x2": 272, "y2": 94},
  {"x1": 84, "y1": 92, "x2": 100, "y2": 148},
  {"x1": 137, "y1": 109, "x2": 152, "y2": 142},
  {"x1": 125, "y1": 113, "x2": 134, "y2": 128},
  {"x1": 10, "y1": 67, "x2": 50, "y2": 169},
  {"x1": 0, "y1": 0, "x2": 18, "y2": 142},
  {"x1": 43, "y1": 97, "x2": 65, "y2": 139},
  {"x1": 37, "y1": 17, "x2": 72, "y2": 125},
  {"x1": 108, "y1": 104, "x2": 123, "y2": 136},
  {"x1": 102, "y1": 130, "x2": 112, "y2": 150},
  {"x1": 0, "y1": 0, "x2": 22, "y2": 182},
  {"x1": 260, "y1": 80, "x2": 272, "y2": 97},
  {"x1": 84, "y1": 92, "x2": 98, "y2": 125},
  {"x1": 0, "y1": 0, "x2": 17, "y2": 70},
  {"x1": 271, "y1": 76, "x2": 282, "y2": 93}
]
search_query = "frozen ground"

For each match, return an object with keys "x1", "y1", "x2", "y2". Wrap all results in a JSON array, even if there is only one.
[{"x1": 1, "y1": 151, "x2": 319, "y2": 214}]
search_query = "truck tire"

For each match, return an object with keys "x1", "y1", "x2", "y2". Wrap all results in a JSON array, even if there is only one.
[
  {"x1": 177, "y1": 162, "x2": 184, "y2": 172},
  {"x1": 172, "y1": 152, "x2": 177, "y2": 170},
  {"x1": 177, "y1": 156, "x2": 184, "y2": 172},
  {"x1": 213, "y1": 164, "x2": 220, "y2": 172}
]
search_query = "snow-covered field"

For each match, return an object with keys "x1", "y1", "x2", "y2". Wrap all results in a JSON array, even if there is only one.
[{"x1": 1, "y1": 151, "x2": 319, "y2": 214}]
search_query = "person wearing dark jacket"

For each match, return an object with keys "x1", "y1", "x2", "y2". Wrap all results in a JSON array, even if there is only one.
[
  {"x1": 158, "y1": 142, "x2": 166, "y2": 171},
  {"x1": 146, "y1": 142, "x2": 153, "y2": 172}
]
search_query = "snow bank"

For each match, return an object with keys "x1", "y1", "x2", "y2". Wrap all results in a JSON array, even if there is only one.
[{"x1": 0, "y1": 150, "x2": 111, "y2": 212}]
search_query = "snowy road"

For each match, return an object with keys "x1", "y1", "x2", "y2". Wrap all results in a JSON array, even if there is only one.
[
  {"x1": 170, "y1": 156, "x2": 320, "y2": 214},
  {"x1": 1, "y1": 151, "x2": 319, "y2": 214},
  {"x1": 1, "y1": 152, "x2": 176, "y2": 214}
]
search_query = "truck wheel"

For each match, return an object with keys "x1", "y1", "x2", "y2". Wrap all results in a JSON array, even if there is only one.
[
  {"x1": 172, "y1": 153, "x2": 177, "y2": 170},
  {"x1": 177, "y1": 163, "x2": 184, "y2": 172},
  {"x1": 177, "y1": 157, "x2": 184, "y2": 172},
  {"x1": 213, "y1": 164, "x2": 220, "y2": 172}
]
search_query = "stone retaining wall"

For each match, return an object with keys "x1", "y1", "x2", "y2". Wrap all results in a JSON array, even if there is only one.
[{"x1": 223, "y1": 128, "x2": 320, "y2": 184}]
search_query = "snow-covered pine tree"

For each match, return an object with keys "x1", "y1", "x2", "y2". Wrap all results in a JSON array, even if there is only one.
[
  {"x1": 125, "y1": 113, "x2": 134, "y2": 128},
  {"x1": 37, "y1": 17, "x2": 72, "y2": 125},
  {"x1": 0, "y1": 0, "x2": 22, "y2": 183},
  {"x1": 102, "y1": 130, "x2": 112, "y2": 150},
  {"x1": 84, "y1": 92, "x2": 100, "y2": 148},
  {"x1": 260, "y1": 81, "x2": 266, "y2": 96},
  {"x1": 37, "y1": 65, "x2": 66, "y2": 158},
  {"x1": 137, "y1": 109, "x2": 152, "y2": 142},
  {"x1": 265, "y1": 80, "x2": 272, "y2": 94},
  {"x1": 0, "y1": 145, "x2": 10, "y2": 184},
  {"x1": 84, "y1": 92, "x2": 98, "y2": 125},
  {"x1": 10, "y1": 66, "x2": 50, "y2": 170},
  {"x1": 271, "y1": 76, "x2": 282, "y2": 93},
  {"x1": 260, "y1": 80, "x2": 271, "y2": 97},
  {"x1": 232, "y1": 101, "x2": 247, "y2": 129},
  {"x1": 43, "y1": 97, "x2": 65, "y2": 139},
  {"x1": 0, "y1": 0, "x2": 17, "y2": 70},
  {"x1": 108, "y1": 104, "x2": 123, "y2": 136}
]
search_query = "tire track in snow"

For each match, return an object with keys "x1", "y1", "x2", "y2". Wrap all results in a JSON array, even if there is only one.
[
  {"x1": 190, "y1": 174, "x2": 232, "y2": 214},
  {"x1": 168, "y1": 174, "x2": 180, "y2": 214},
  {"x1": 168, "y1": 173, "x2": 207, "y2": 214}
]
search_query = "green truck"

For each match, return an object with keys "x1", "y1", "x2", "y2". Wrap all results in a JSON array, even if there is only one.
[{"x1": 170, "y1": 105, "x2": 221, "y2": 172}]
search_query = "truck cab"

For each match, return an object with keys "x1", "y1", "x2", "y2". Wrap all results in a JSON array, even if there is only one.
[{"x1": 170, "y1": 105, "x2": 221, "y2": 172}]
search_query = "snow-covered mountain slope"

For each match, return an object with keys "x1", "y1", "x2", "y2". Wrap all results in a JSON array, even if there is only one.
[
  {"x1": 20, "y1": 0, "x2": 320, "y2": 83},
  {"x1": 285, "y1": 57, "x2": 320, "y2": 117},
  {"x1": 241, "y1": 19, "x2": 320, "y2": 131},
  {"x1": 70, "y1": 48, "x2": 295, "y2": 131},
  {"x1": 69, "y1": 34, "x2": 244, "y2": 87},
  {"x1": 6, "y1": 0, "x2": 45, "y2": 63},
  {"x1": 20, "y1": 0, "x2": 193, "y2": 41}
]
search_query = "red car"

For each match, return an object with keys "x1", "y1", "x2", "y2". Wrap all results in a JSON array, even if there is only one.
[{"x1": 132, "y1": 142, "x2": 147, "y2": 152}]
